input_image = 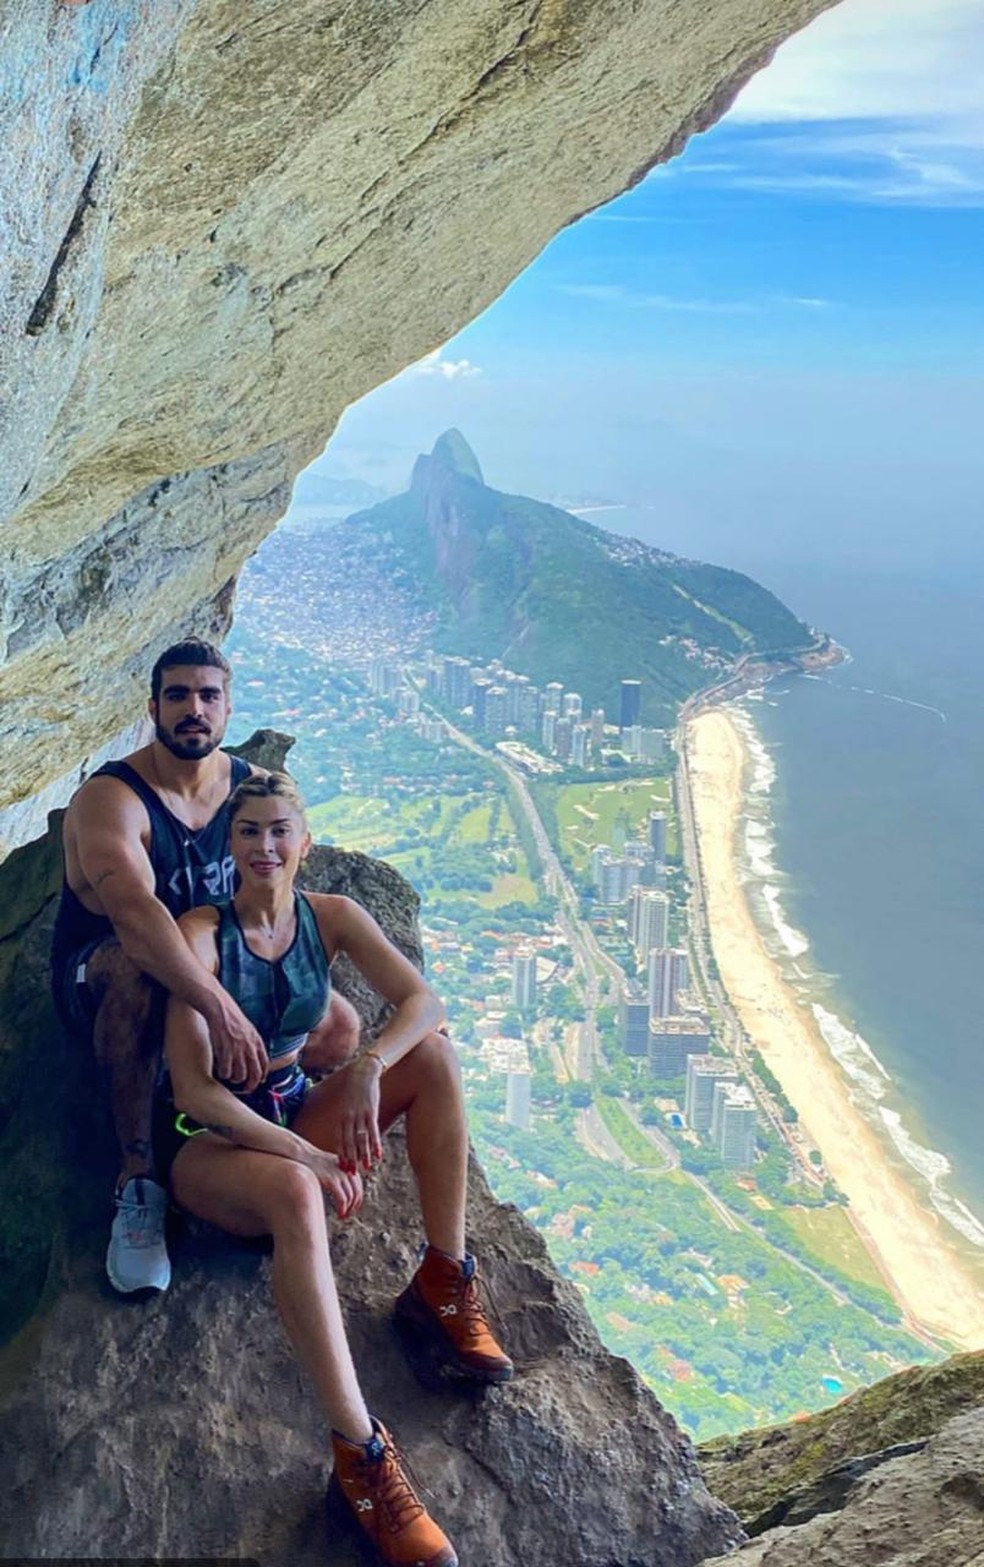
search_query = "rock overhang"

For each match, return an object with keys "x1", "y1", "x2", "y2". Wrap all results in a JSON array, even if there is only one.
[{"x1": 0, "y1": 0, "x2": 838, "y2": 825}]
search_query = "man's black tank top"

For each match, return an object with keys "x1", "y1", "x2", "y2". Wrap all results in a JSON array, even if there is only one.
[{"x1": 51, "y1": 754, "x2": 251, "y2": 969}]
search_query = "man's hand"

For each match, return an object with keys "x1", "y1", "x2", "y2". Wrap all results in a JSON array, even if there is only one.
[{"x1": 205, "y1": 994, "x2": 269, "y2": 1090}]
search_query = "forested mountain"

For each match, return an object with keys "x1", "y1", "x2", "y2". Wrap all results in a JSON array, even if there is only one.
[{"x1": 344, "y1": 431, "x2": 812, "y2": 723}]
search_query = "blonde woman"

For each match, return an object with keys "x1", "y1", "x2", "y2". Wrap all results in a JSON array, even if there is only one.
[{"x1": 162, "y1": 773, "x2": 512, "y2": 1567}]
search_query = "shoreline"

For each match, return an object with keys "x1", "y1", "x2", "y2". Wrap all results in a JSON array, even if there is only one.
[{"x1": 685, "y1": 705, "x2": 984, "y2": 1351}]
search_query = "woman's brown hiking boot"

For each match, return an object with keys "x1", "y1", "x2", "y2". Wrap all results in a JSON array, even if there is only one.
[
  {"x1": 330, "y1": 1419, "x2": 457, "y2": 1567},
  {"x1": 394, "y1": 1246, "x2": 514, "y2": 1384}
]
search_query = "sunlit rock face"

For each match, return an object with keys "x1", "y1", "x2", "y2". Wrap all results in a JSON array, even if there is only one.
[{"x1": 0, "y1": 0, "x2": 835, "y2": 817}]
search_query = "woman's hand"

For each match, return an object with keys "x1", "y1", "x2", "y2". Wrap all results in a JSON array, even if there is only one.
[
  {"x1": 333, "y1": 1055, "x2": 385, "y2": 1174},
  {"x1": 305, "y1": 1145, "x2": 365, "y2": 1219}
]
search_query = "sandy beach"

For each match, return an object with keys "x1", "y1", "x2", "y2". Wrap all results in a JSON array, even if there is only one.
[{"x1": 686, "y1": 706, "x2": 984, "y2": 1351}]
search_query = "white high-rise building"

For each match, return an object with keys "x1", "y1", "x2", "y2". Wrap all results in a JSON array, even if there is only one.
[
  {"x1": 648, "y1": 948, "x2": 677, "y2": 1018},
  {"x1": 571, "y1": 724, "x2": 590, "y2": 768},
  {"x1": 671, "y1": 948, "x2": 690, "y2": 1003},
  {"x1": 686, "y1": 1056, "x2": 738, "y2": 1133},
  {"x1": 648, "y1": 811, "x2": 668, "y2": 861},
  {"x1": 631, "y1": 890, "x2": 669, "y2": 957},
  {"x1": 505, "y1": 1071, "x2": 532, "y2": 1131},
  {"x1": 511, "y1": 949, "x2": 538, "y2": 1012},
  {"x1": 562, "y1": 691, "x2": 583, "y2": 718},
  {"x1": 716, "y1": 1084, "x2": 758, "y2": 1169},
  {"x1": 620, "y1": 983, "x2": 650, "y2": 1056},
  {"x1": 597, "y1": 853, "x2": 626, "y2": 905},
  {"x1": 544, "y1": 682, "x2": 564, "y2": 715}
]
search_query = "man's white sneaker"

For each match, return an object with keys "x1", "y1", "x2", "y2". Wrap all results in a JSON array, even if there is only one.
[{"x1": 106, "y1": 1177, "x2": 171, "y2": 1295}]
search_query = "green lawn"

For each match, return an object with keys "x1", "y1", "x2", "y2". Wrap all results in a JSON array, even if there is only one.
[
  {"x1": 475, "y1": 871, "x2": 539, "y2": 908},
  {"x1": 309, "y1": 790, "x2": 535, "y2": 905},
  {"x1": 555, "y1": 779, "x2": 675, "y2": 870},
  {"x1": 594, "y1": 1095, "x2": 671, "y2": 1172},
  {"x1": 781, "y1": 1205, "x2": 889, "y2": 1294}
]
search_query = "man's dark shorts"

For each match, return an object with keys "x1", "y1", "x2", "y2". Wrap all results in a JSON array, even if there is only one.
[{"x1": 51, "y1": 936, "x2": 111, "y2": 1040}]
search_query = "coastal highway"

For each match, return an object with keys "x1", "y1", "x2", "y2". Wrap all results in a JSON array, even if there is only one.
[{"x1": 435, "y1": 710, "x2": 622, "y2": 1071}]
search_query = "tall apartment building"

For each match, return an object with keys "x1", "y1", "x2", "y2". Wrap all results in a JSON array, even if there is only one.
[
  {"x1": 484, "y1": 685, "x2": 508, "y2": 736},
  {"x1": 571, "y1": 724, "x2": 590, "y2": 768},
  {"x1": 440, "y1": 655, "x2": 473, "y2": 709},
  {"x1": 619, "y1": 984, "x2": 650, "y2": 1056},
  {"x1": 620, "y1": 679, "x2": 642, "y2": 730},
  {"x1": 591, "y1": 844, "x2": 611, "y2": 887},
  {"x1": 554, "y1": 716, "x2": 573, "y2": 761},
  {"x1": 518, "y1": 685, "x2": 541, "y2": 733},
  {"x1": 647, "y1": 948, "x2": 677, "y2": 1018},
  {"x1": 648, "y1": 810, "x2": 668, "y2": 861},
  {"x1": 597, "y1": 853, "x2": 627, "y2": 906},
  {"x1": 505, "y1": 1071, "x2": 532, "y2": 1132},
  {"x1": 671, "y1": 948, "x2": 690, "y2": 1003},
  {"x1": 562, "y1": 691, "x2": 583, "y2": 718},
  {"x1": 624, "y1": 839, "x2": 658, "y2": 886},
  {"x1": 647, "y1": 1017, "x2": 710, "y2": 1078},
  {"x1": 471, "y1": 677, "x2": 492, "y2": 730},
  {"x1": 511, "y1": 949, "x2": 538, "y2": 1013},
  {"x1": 541, "y1": 710, "x2": 557, "y2": 751},
  {"x1": 716, "y1": 1084, "x2": 758, "y2": 1169},
  {"x1": 630, "y1": 889, "x2": 669, "y2": 956},
  {"x1": 544, "y1": 681, "x2": 564, "y2": 715},
  {"x1": 590, "y1": 708, "x2": 606, "y2": 748},
  {"x1": 685, "y1": 1055, "x2": 738, "y2": 1133}
]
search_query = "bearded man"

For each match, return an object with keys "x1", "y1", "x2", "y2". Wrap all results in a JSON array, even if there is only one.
[{"x1": 52, "y1": 639, "x2": 358, "y2": 1294}]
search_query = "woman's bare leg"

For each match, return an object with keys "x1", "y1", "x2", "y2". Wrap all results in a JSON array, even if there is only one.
[
  {"x1": 171, "y1": 1140, "x2": 372, "y2": 1440},
  {"x1": 293, "y1": 1031, "x2": 468, "y2": 1258}
]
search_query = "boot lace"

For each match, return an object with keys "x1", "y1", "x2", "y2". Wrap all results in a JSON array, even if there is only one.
[
  {"x1": 456, "y1": 1269, "x2": 507, "y2": 1347},
  {"x1": 357, "y1": 1435, "x2": 426, "y2": 1535},
  {"x1": 115, "y1": 1189, "x2": 164, "y2": 1251}
]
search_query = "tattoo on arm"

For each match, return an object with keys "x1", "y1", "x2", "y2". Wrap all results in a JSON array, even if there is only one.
[
  {"x1": 93, "y1": 868, "x2": 117, "y2": 888},
  {"x1": 203, "y1": 1123, "x2": 235, "y2": 1140}
]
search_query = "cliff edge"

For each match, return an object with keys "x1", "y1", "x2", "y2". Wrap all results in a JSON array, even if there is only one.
[{"x1": 0, "y1": 735, "x2": 739, "y2": 1565}]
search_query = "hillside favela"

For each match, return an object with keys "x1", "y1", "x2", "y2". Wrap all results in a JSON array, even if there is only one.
[{"x1": 3, "y1": 4, "x2": 984, "y2": 1567}]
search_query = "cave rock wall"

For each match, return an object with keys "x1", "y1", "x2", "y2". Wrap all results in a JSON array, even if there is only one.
[{"x1": 1, "y1": 0, "x2": 835, "y2": 821}]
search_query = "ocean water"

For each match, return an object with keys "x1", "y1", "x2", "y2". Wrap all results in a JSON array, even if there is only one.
[{"x1": 729, "y1": 564, "x2": 984, "y2": 1251}]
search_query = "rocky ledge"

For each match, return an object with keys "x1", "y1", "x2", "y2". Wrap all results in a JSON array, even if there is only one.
[{"x1": 0, "y1": 734, "x2": 739, "y2": 1565}]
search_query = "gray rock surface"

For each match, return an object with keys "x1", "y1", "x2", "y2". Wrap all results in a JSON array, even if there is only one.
[
  {"x1": 698, "y1": 1352, "x2": 984, "y2": 1534},
  {"x1": 698, "y1": 1408, "x2": 984, "y2": 1567},
  {"x1": 0, "y1": 734, "x2": 740, "y2": 1564},
  {"x1": 0, "y1": 0, "x2": 836, "y2": 817}
]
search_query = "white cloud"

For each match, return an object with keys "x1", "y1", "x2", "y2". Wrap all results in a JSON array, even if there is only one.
[
  {"x1": 733, "y1": 0, "x2": 984, "y2": 125},
  {"x1": 693, "y1": 0, "x2": 984, "y2": 206},
  {"x1": 411, "y1": 349, "x2": 482, "y2": 380}
]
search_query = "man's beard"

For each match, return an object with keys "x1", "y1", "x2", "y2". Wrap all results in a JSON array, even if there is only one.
[{"x1": 155, "y1": 721, "x2": 223, "y2": 761}]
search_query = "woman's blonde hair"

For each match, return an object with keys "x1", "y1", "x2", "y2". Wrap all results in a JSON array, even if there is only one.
[{"x1": 227, "y1": 770, "x2": 307, "y2": 823}]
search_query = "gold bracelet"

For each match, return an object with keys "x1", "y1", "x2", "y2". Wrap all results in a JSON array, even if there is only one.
[{"x1": 364, "y1": 1049, "x2": 388, "y2": 1075}]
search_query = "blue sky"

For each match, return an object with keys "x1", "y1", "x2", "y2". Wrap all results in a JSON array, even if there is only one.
[{"x1": 308, "y1": 0, "x2": 984, "y2": 581}]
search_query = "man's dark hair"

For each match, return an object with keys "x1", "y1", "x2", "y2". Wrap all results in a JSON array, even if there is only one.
[{"x1": 150, "y1": 638, "x2": 232, "y2": 701}]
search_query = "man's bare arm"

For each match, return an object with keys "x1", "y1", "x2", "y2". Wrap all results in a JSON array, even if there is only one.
[{"x1": 70, "y1": 779, "x2": 268, "y2": 1086}]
